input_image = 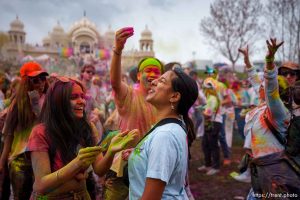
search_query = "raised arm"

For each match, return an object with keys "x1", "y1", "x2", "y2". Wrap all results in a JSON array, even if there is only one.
[
  {"x1": 265, "y1": 38, "x2": 283, "y2": 71},
  {"x1": 264, "y1": 38, "x2": 289, "y2": 132},
  {"x1": 238, "y1": 46, "x2": 252, "y2": 70},
  {"x1": 110, "y1": 27, "x2": 134, "y2": 100},
  {"x1": 239, "y1": 46, "x2": 261, "y2": 94}
]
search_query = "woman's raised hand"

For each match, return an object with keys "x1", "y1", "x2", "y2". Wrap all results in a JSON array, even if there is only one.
[
  {"x1": 107, "y1": 129, "x2": 139, "y2": 155},
  {"x1": 114, "y1": 27, "x2": 134, "y2": 53},
  {"x1": 266, "y1": 38, "x2": 284, "y2": 59},
  {"x1": 238, "y1": 45, "x2": 251, "y2": 68}
]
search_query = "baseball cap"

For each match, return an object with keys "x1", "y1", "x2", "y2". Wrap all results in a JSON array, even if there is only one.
[
  {"x1": 20, "y1": 62, "x2": 49, "y2": 78},
  {"x1": 279, "y1": 61, "x2": 299, "y2": 71}
]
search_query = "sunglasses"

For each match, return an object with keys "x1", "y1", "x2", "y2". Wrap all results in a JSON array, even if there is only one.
[
  {"x1": 30, "y1": 75, "x2": 47, "y2": 84},
  {"x1": 85, "y1": 70, "x2": 95, "y2": 75},
  {"x1": 281, "y1": 70, "x2": 297, "y2": 77}
]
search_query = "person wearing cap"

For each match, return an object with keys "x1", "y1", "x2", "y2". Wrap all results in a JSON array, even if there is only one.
[
  {"x1": 0, "y1": 61, "x2": 48, "y2": 199},
  {"x1": 239, "y1": 40, "x2": 300, "y2": 196},
  {"x1": 104, "y1": 27, "x2": 164, "y2": 200},
  {"x1": 204, "y1": 66, "x2": 218, "y2": 79},
  {"x1": 198, "y1": 77, "x2": 223, "y2": 175},
  {"x1": 203, "y1": 66, "x2": 232, "y2": 167},
  {"x1": 278, "y1": 61, "x2": 300, "y2": 86}
]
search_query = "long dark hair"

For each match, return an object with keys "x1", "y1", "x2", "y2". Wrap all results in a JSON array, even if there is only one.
[
  {"x1": 4, "y1": 76, "x2": 48, "y2": 133},
  {"x1": 172, "y1": 67, "x2": 199, "y2": 144},
  {"x1": 40, "y1": 79, "x2": 94, "y2": 164}
]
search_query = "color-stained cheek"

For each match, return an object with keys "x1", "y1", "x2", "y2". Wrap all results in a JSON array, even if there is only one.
[
  {"x1": 151, "y1": 69, "x2": 161, "y2": 78},
  {"x1": 142, "y1": 74, "x2": 150, "y2": 87}
]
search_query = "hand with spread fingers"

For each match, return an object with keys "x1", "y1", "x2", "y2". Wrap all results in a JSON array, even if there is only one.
[
  {"x1": 75, "y1": 146, "x2": 102, "y2": 169},
  {"x1": 238, "y1": 45, "x2": 252, "y2": 69},
  {"x1": 114, "y1": 27, "x2": 134, "y2": 54},
  {"x1": 265, "y1": 38, "x2": 284, "y2": 70},
  {"x1": 266, "y1": 38, "x2": 284, "y2": 59},
  {"x1": 107, "y1": 129, "x2": 139, "y2": 155}
]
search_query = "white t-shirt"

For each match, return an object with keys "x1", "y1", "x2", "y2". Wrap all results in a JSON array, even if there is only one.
[{"x1": 128, "y1": 123, "x2": 189, "y2": 200}]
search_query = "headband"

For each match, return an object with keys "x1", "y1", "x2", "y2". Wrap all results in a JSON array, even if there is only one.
[{"x1": 138, "y1": 58, "x2": 163, "y2": 72}]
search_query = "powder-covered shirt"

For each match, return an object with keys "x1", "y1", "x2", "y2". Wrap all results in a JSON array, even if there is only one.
[
  {"x1": 244, "y1": 68, "x2": 290, "y2": 158},
  {"x1": 3, "y1": 95, "x2": 44, "y2": 163},
  {"x1": 27, "y1": 123, "x2": 99, "y2": 172},
  {"x1": 203, "y1": 95, "x2": 222, "y2": 123},
  {"x1": 111, "y1": 86, "x2": 158, "y2": 176},
  {"x1": 27, "y1": 123, "x2": 64, "y2": 171},
  {"x1": 128, "y1": 123, "x2": 188, "y2": 200}
]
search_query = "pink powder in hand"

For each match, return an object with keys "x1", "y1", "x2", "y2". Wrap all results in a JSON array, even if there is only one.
[{"x1": 123, "y1": 27, "x2": 134, "y2": 33}]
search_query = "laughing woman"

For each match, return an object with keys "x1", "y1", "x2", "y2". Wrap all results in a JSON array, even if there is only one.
[
  {"x1": 128, "y1": 65, "x2": 198, "y2": 200},
  {"x1": 27, "y1": 77, "x2": 137, "y2": 199}
]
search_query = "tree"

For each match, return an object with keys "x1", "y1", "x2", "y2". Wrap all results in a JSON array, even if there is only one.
[
  {"x1": 200, "y1": 0, "x2": 263, "y2": 71},
  {"x1": 264, "y1": 0, "x2": 300, "y2": 64}
]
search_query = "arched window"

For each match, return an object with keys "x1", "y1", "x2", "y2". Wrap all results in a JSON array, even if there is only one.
[{"x1": 80, "y1": 42, "x2": 90, "y2": 53}]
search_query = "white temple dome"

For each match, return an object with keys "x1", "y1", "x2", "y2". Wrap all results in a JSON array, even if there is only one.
[
  {"x1": 141, "y1": 25, "x2": 152, "y2": 40},
  {"x1": 52, "y1": 22, "x2": 65, "y2": 35},
  {"x1": 10, "y1": 16, "x2": 24, "y2": 32}
]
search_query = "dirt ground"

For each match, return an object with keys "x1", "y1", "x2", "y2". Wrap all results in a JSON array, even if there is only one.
[{"x1": 189, "y1": 132, "x2": 251, "y2": 200}]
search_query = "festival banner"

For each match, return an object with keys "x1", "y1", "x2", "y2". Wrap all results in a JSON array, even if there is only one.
[
  {"x1": 58, "y1": 47, "x2": 74, "y2": 57},
  {"x1": 95, "y1": 49, "x2": 111, "y2": 60}
]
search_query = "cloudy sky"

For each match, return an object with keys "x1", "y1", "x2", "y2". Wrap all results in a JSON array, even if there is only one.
[{"x1": 0, "y1": 0, "x2": 240, "y2": 64}]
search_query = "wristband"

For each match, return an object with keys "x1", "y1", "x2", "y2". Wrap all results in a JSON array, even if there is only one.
[
  {"x1": 265, "y1": 57, "x2": 274, "y2": 63},
  {"x1": 113, "y1": 47, "x2": 122, "y2": 56}
]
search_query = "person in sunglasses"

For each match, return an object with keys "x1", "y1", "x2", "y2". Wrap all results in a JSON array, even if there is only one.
[
  {"x1": 278, "y1": 61, "x2": 300, "y2": 86},
  {"x1": 26, "y1": 76, "x2": 138, "y2": 199},
  {"x1": 80, "y1": 64, "x2": 101, "y2": 118},
  {"x1": 239, "y1": 39, "x2": 300, "y2": 197},
  {"x1": 0, "y1": 61, "x2": 49, "y2": 199},
  {"x1": 80, "y1": 64, "x2": 105, "y2": 199},
  {"x1": 104, "y1": 27, "x2": 164, "y2": 200}
]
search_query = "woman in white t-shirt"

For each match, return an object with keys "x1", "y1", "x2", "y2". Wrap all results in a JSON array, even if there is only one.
[{"x1": 127, "y1": 65, "x2": 198, "y2": 200}]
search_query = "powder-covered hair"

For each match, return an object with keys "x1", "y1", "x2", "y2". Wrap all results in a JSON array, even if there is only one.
[{"x1": 39, "y1": 79, "x2": 94, "y2": 164}]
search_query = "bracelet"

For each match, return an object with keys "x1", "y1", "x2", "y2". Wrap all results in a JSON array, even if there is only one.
[
  {"x1": 113, "y1": 47, "x2": 122, "y2": 56},
  {"x1": 265, "y1": 57, "x2": 274, "y2": 63},
  {"x1": 56, "y1": 170, "x2": 60, "y2": 181}
]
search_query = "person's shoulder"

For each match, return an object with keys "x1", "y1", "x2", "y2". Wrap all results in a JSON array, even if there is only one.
[{"x1": 153, "y1": 123, "x2": 186, "y2": 139}]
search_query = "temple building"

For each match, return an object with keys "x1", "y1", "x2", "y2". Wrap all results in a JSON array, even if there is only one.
[{"x1": 2, "y1": 14, "x2": 155, "y2": 70}]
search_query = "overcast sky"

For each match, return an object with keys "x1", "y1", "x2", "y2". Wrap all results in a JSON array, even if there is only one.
[{"x1": 0, "y1": 0, "x2": 248, "y2": 64}]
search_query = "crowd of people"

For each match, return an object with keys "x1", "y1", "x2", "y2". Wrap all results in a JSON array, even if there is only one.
[{"x1": 0, "y1": 26, "x2": 299, "y2": 200}]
